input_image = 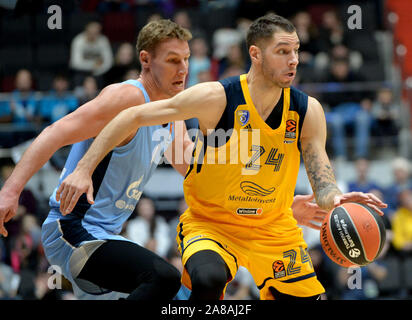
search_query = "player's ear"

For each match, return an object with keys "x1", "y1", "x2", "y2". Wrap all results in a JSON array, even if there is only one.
[
  {"x1": 139, "y1": 50, "x2": 151, "y2": 68},
  {"x1": 249, "y1": 45, "x2": 261, "y2": 64}
]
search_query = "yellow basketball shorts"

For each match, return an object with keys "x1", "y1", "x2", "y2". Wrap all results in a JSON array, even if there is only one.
[{"x1": 176, "y1": 213, "x2": 325, "y2": 300}]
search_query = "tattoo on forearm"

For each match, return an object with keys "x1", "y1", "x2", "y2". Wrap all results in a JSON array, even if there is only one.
[{"x1": 302, "y1": 142, "x2": 341, "y2": 210}]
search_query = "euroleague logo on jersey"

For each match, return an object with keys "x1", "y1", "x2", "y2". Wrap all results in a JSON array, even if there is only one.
[
  {"x1": 272, "y1": 260, "x2": 286, "y2": 279},
  {"x1": 285, "y1": 119, "x2": 297, "y2": 140}
]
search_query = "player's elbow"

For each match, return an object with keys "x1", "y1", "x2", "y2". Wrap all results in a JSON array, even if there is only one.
[{"x1": 40, "y1": 121, "x2": 71, "y2": 148}]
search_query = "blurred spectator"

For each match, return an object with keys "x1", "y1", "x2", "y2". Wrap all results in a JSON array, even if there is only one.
[
  {"x1": 104, "y1": 42, "x2": 138, "y2": 86},
  {"x1": 322, "y1": 58, "x2": 373, "y2": 160},
  {"x1": 0, "y1": 239, "x2": 20, "y2": 299},
  {"x1": 69, "y1": 21, "x2": 114, "y2": 87},
  {"x1": 10, "y1": 214, "x2": 41, "y2": 274},
  {"x1": 123, "y1": 68, "x2": 140, "y2": 81},
  {"x1": 187, "y1": 37, "x2": 211, "y2": 87},
  {"x1": 126, "y1": 197, "x2": 171, "y2": 258},
  {"x1": 75, "y1": 76, "x2": 99, "y2": 106},
  {"x1": 173, "y1": 10, "x2": 191, "y2": 29},
  {"x1": 391, "y1": 188, "x2": 412, "y2": 256},
  {"x1": 322, "y1": 58, "x2": 367, "y2": 106},
  {"x1": 314, "y1": 44, "x2": 363, "y2": 81},
  {"x1": 347, "y1": 158, "x2": 382, "y2": 194},
  {"x1": 218, "y1": 43, "x2": 246, "y2": 79},
  {"x1": 384, "y1": 157, "x2": 412, "y2": 214},
  {"x1": 293, "y1": 11, "x2": 319, "y2": 61},
  {"x1": 212, "y1": 27, "x2": 242, "y2": 62},
  {"x1": 314, "y1": 9, "x2": 364, "y2": 80},
  {"x1": 291, "y1": 11, "x2": 319, "y2": 82},
  {"x1": 338, "y1": 257, "x2": 388, "y2": 300},
  {"x1": 38, "y1": 75, "x2": 78, "y2": 125},
  {"x1": 147, "y1": 12, "x2": 163, "y2": 23},
  {"x1": 1, "y1": 69, "x2": 39, "y2": 147},
  {"x1": 316, "y1": 9, "x2": 348, "y2": 54},
  {"x1": 173, "y1": 10, "x2": 205, "y2": 39},
  {"x1": 371, "y1": 87, "x2": 400, "y2": 145},
  {"x1": 8, "y1": 69, "x2": 37, "y2": 125}
]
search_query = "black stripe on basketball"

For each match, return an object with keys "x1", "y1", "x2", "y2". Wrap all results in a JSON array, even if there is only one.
[
  {"x1": 357, "y1": 203, "x2": 387, "y2": 259},
  {"x1": 329, "y1": 206, "x2": 369, "y2": 265}
]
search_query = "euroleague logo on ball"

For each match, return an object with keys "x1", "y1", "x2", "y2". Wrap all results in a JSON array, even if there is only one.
[{"x1": 349, "y1": 248, "x2": 361, "y2": 258}]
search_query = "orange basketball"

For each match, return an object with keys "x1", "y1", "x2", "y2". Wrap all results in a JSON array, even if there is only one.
[{"x1": 320, "y1": 202, "x2": 386, "y2": 267}]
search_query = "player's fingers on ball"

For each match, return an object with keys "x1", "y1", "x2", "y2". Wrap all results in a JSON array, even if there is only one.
[
  {"x1": 366, "y1": 198, "x2": 387, "y2": 208},
  {"x1": 367, "y1": 193, "x2": 386, "y2": 206},
  {"x1": 368, "y1": 203, "x2": 384, "y2": 216}
]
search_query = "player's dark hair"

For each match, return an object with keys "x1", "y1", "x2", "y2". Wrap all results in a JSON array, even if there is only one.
[{"x1": 246, "y1": 14, "x2": 296, "y2": 49}]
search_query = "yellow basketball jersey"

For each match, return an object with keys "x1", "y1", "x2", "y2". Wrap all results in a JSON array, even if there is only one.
[{"x1": 183, "y1": 74, "x2": 308, "y2": 227}]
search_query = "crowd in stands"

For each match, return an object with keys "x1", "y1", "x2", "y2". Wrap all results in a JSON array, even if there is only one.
[{"x1": 0, "y1": 0, "x2": 408, "y2": 300}]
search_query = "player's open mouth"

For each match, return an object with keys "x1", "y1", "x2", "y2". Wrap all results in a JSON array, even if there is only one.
[
  {"x1": 284, "y1": 71, "x2": 295, "y2": 80},
  {"x1": 173, "y1": 81, "x2": 184, "y2": 87}
]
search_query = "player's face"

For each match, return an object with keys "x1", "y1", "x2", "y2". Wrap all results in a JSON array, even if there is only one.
[
  {"x1": 150, "y1": 38, "x2": 190, "y2": 97},
  {"x1": 260, "y1": 31, "x2": 299, "y2": 88}
]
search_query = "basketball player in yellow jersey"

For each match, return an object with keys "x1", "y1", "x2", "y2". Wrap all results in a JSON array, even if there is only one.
[{"x1": 57, "y1": 14, "x2": 387, "y2": 300}]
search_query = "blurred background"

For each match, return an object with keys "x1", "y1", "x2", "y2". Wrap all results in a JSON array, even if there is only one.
[{"x1": 0, "y1": 0, "x2": 412, "y2": 300}]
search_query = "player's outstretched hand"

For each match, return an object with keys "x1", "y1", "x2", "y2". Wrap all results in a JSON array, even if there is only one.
[
  {"x1": 0, "y1": 189, "x2": 19, "y2": 237},
  {"x1": 56, "y1": 169, "x2": 94, "y2": 215},
  {"x1": 333, "y1": 191, "x2": 387, "y2": 216},
  {"x1": 292, "y1": 194, "x2": 328, "y2": 230}
]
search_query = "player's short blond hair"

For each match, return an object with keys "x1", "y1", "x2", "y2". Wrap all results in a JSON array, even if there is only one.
[{"x1": 136, "y1": 19, "x2": 192, "y2": 54}]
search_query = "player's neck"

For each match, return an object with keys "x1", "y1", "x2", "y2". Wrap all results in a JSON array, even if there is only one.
[
  {"x1": 246, "y1": 70, "x2": 283, "y2": 115},
  {"x1": 138, "y1": 72, "x2": 171, "y2": 101}
]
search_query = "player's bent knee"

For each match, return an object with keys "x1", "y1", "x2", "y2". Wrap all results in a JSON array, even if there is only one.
[{"x1": 190, "y1": 263, "x2": 228, "y2": 299}]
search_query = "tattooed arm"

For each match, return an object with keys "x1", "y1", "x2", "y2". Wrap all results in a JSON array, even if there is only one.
[
  {"x1": 300, "y1": 97, "x2": 387, "y2": 214},
  {"x1": 300, "y1": 97, "x2": 341, "y2": 211}
]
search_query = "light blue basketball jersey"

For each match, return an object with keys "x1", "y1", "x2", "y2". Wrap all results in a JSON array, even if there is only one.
[{"x1": 41, "y1": 80, "x2": 174, "y2": 289}]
